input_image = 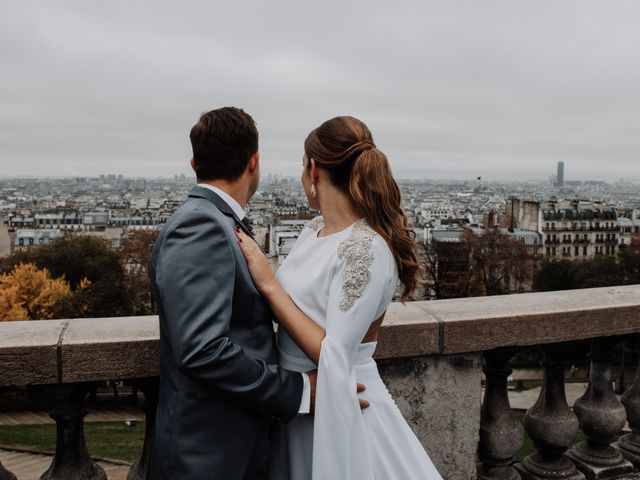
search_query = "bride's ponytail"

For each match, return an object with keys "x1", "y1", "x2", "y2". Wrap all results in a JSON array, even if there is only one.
[{"x1": 304, "y1": 116, "x2": 421, "y2": 300}]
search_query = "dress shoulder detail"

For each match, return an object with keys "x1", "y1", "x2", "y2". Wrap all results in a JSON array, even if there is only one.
[
  {"x1": 337, "y1": 219, "x2": 376, "y2": 311},
  {"x1": 305, "y1": 216, "x2": 324, "y2": 232}
]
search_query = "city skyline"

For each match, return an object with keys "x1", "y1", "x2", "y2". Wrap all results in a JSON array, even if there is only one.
[
  {"x1": 1, "y1": 160, "x2": 639, "y2": 184},
  {"x1": 1, "y1": 1, "x2": 640, "y2": 181}
]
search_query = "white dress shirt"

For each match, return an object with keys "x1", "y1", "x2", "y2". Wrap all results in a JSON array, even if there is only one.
[{"x1": 196, "y1": 183, "x2": 311, "y2": 414}]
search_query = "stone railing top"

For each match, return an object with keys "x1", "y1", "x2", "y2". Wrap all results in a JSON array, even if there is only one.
[
  {"x1": 382, "y1": 284, "x2": 640, "y2": 358},
  {"x1": 1, "y1": 285, "x2": 640, "y2": 387}
]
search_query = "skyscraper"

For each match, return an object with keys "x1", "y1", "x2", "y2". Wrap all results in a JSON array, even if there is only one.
[{"x1": 556, "y1": 161, "x2": 565, "y2": 187}]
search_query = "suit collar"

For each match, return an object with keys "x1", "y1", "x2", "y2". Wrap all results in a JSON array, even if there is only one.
[
  {"x1": 188, "y1": 185, "x2": 254, "y2": 237},
  {"x1": 196, "y1": 183, "x2": 245, "y2": 219}
]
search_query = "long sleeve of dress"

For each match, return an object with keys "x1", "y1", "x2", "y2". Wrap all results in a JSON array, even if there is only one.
[{"x1": 311, "y1": 226, "x2": 397, "y2": 480}]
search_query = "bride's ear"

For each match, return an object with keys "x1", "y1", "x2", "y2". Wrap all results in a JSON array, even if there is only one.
[{"x1": 310, "y1": 158, "x2": 318, "y2": 183}]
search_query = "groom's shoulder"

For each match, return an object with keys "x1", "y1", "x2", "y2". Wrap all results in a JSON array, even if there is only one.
[
  {"x1": 176, "y1": 195, "x2": 218, "y2": 218},
  {"x1": 159, "y1": 196, "x2": 224, "y2": 237}
]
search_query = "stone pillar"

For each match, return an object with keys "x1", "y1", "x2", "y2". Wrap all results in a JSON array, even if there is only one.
[
  {"x1": 615, "y1": 336, "x2": 640, "y2": 468},
  {"x1": 379, "y1": 353, "x2": 483, "y2": 480},
  {"x1": 514, "y1": 344, "x2": 585, "y2": 480},
  {"x1": 567, "y1": 339, "x2": 634, "y2": 479},
  {"x1": 126, "y1": 377, "x2": 159, "y2": 480},
  {"x1": 40, "y1": 384, "x2": 106, "y2": 480},
  {"x1": 478, "y1": 348, "x2": 523, "y2": 480},
  {"x1": 0, "y1": 463, "x2": 17, "y2": 480}
]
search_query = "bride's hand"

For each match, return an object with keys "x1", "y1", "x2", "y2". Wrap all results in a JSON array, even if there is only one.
[{"x1": 235, "y1": 226, "x2": 277, "y2": 295}]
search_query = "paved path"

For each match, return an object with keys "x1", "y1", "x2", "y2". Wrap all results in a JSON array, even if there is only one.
[
  {"x1": 505, "y1": 382, "x2": 590, "y2": 410},
  {"x1": 0, "y1": 449, "x2": 129, "y2": 480}
]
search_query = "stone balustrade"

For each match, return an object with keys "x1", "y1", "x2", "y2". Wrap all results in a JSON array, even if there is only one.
[{"x1": 1, "y1": 285, "x2": 640, "y2": 479}]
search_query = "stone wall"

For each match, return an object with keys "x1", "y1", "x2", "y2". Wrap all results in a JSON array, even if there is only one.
[{"x1": 379, "y1": 353, "x2": 483, "y2": 480}]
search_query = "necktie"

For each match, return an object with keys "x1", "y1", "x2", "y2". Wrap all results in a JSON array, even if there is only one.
[{"x1": 240, "y1": 217, "x2": 254, "y2": 235}]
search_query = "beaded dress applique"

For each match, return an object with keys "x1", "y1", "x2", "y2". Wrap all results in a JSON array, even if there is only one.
[
  {"x1": 305, "y1": 216, "x2": 324, "y2": 232},
  {"x1": 337, "y1": 219, "x2": 375, "y2": 311}
]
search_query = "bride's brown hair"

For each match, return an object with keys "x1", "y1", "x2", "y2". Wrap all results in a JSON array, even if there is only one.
[{"x1": 304, "y1": 116, "x2": 421, "y2": 300}]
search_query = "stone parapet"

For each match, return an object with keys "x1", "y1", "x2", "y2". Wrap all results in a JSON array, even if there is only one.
[
  {"x1": 1, "y1": 284, "x2": 640, "y2": 479},
  {"x1": 3, "y1": 285, "x2": 640, "y2": 387}
]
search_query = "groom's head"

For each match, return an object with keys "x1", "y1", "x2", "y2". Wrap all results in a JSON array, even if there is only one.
[{"x1": 190, "y1": 107, "x2": 260, "y2": 197}]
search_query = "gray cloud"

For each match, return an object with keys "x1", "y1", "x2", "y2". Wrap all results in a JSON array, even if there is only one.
[{"x1": 1, "y1": 0, "x2": 639, "y2": 181}]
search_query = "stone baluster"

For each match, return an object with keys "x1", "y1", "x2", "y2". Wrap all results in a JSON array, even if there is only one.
[
  {"x1": 478, "y1": 348, "x2": 523, "y2": 480},
  {"x1": 514, "y1": 344, "x2": 585, "y2": 480},
  {"x1": 40, "y1": 384, "x2": 106, "y2": 480},
  {"x1": 567, "y1": 338, "x2": 634, "y2": 479},
  {"x1": 126, "y1": 377, "x2": 159, "y2": 480},
  {"x1": 615, "y1": 335, "x2": 640, "y2": 468},
  {"x1": 0, "y1": 462, "x2": 17, "y2": 480}
]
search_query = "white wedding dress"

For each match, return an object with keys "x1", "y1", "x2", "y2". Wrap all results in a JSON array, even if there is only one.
[{"x1": 269, "y1": 216, "x2": 443, "y2": 480}]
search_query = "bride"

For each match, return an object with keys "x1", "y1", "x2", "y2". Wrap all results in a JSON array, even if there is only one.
[{"x1": 235, "y1": 116, "x2": 443, "y2": 480}]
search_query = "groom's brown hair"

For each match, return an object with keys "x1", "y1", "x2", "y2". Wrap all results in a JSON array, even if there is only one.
[{"x1": 190, "y1": 107, "x2": 258, "y2": 181}]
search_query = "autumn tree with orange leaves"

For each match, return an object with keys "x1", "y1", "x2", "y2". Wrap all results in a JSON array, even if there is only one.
[{"x1": 0, "y1": 263, "x2": 91, "y2": 321}]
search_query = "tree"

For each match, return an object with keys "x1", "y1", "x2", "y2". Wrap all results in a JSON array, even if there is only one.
[
  {"x1": 461, "y1": 229, "x2": 531, "y2": 296},
  {"x1": 420, "y1": 239, "x2": 473, "y2": 299},
  {"x1": 0, "y1": 237, "x2": 133, "y2": 318},
  {"x1": 119, "y1": 230, "x2": 158, "y2": 315},
  {"x1": 573, "y1": 255, "x2": 622, "y2": 288},
  {"x1": 534, "y1": 254, "x2": 627, "y2": 292},
  {"x1": 420, "y1": 228, "x2": 531, "y2": 299},
  {"x1": 0, "y1": 263, "x2": 74, "y2": 321},
  {"x1": 619, "y1": 234, "x2": 640, "y2": 285},
  {"x1": 533, "y1": 259, "x2": 577, "y2": 292}
]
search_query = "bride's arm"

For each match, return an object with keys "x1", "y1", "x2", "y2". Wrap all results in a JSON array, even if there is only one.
[
  {"x1": 261, "y1": 281, "x2": 325, "y2": 365},
  {"x1": 235, "y1": 226, "x2": 324, "y2": 364}
]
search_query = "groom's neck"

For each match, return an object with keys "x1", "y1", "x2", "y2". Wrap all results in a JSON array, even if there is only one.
[{"x1": 198, "y1": 178, "x2": 249, "y2": 209}]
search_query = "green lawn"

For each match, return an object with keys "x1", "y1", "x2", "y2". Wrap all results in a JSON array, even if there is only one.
[{"x1": 0, "y1": 421, "x2": 144, "y2": 463}]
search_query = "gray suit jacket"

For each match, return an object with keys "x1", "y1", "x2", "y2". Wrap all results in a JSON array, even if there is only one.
[{"x1": 149, "y1": 186, "x2": 303, "y2": 480}]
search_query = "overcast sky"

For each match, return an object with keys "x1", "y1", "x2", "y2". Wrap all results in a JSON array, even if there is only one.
[{"x1": 1, "y1": 0, "x2": 639, "y2": 181}]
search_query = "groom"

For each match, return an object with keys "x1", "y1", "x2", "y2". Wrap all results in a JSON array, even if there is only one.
[{"x1": 149, "y1": 107, "x2": 314, "y2": 479}]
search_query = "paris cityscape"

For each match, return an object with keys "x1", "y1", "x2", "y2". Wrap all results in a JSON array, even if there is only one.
[{"x1": 2, "y1": 161, "x2": 639, "y2": 290}]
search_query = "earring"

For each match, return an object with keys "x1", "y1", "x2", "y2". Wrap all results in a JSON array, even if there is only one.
[{"x1": 311, "y1": 182, "x2": 317, "y2": 198}]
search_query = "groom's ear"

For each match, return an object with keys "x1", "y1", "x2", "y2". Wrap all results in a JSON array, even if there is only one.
[{"x1": 247, "y1": 151, "x2": 260, "y2": 173}]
